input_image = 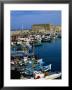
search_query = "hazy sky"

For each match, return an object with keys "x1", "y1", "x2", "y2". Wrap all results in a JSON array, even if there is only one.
[{"x1": 11, "y1": 11, "x2": 61, "y2": 30}]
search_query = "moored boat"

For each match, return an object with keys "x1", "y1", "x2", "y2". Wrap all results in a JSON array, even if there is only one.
[{"x1": 45, "y1": 72, "x2": 61, "y2": 79}]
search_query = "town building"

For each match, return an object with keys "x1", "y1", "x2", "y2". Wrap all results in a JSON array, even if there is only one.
[{"x1": 32, "y1": 24, "x2": 61, "y2": 34}]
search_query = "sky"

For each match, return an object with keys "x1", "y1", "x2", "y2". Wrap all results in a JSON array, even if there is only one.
[{"x1": 11, "y1": 11, "x2": 61, "y2": 30}]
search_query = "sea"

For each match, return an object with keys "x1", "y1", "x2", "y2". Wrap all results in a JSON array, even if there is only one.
[{"x1": 34, "y1": 38, "x2": 61, "y2": 72}]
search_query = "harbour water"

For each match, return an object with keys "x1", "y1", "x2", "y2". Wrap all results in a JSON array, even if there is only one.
[{"x1": 34, "y1": 38, "x2": 61, "y2": 72}]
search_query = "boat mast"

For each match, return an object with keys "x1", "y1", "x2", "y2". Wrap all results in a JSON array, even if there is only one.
[
  {"x1": 21, "y1": 24, "x2": 23, "y2": 37},
  {"x1": 33, "y1": 42, "x2": 34, "y2": 56}
]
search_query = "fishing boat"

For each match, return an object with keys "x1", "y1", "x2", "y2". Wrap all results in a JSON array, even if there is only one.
[
  {"x1": 29, "y1": 35, "x2": 42, "y2": 46},
  {"x1": 33, "y1": 39, "x2": 42, "y2": 46},
  {"x1": 42, "y1": 34, "x2": 52, "y2": 42},
  {"x1": 45, "y1": 72, "x2": 61, "y2": 79},
  {"x1": 42, "y1": 64, "x2": 52, "y2": 72},
  {"x1": 42, "y1": 36, "x2": 51, "y2": 42},
  {"x1": 19, "y1": 55, "x2": 52, "y2": 76},
  {"x1": 57, "y1": 32, "x2": 61, "y2": 38},
  {"x1": 53, "y1": 32, "x2": 61, "y2": 39}
]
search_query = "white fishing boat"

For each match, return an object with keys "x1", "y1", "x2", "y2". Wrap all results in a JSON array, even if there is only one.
[
  {"x1": 45, "y1": 72, "x2": 61, "y2": 79},
  {"x1": 42, "y1": 35, "x2": 51, "y2": 42}
]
